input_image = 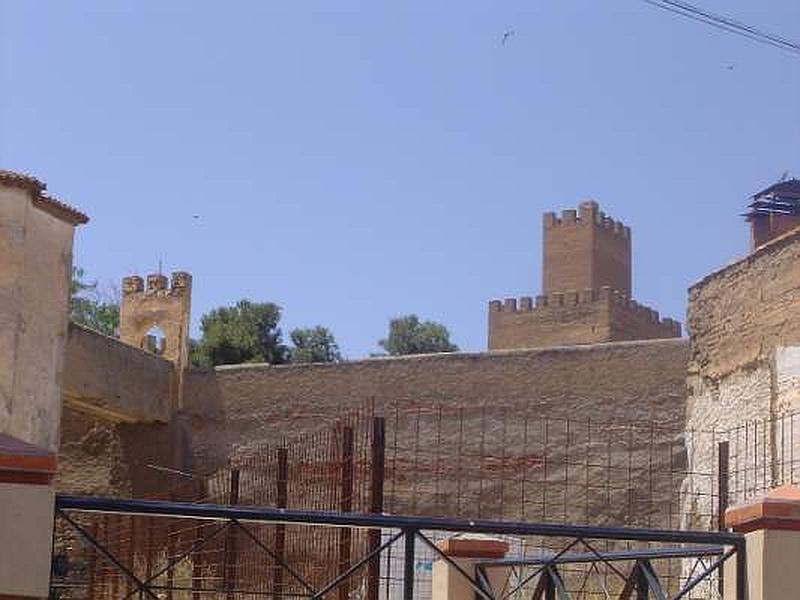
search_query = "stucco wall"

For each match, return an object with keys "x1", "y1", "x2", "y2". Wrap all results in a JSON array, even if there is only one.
[
  {"x1": 182, "y1": 338, "x2": 690, "y2": 473},
  {"x1": 685, "y1": 229, "x2": 800, "y2": 526},
  {"x1": 0, "y1": 185, "x2": 75, "y2": 451},
  {"x1": 63, "y1": 323, "x2": 174, "y2": 422}
]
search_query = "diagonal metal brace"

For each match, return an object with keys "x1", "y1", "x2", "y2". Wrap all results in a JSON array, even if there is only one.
[
  {"x1": 56, "y1": 509, "x2": 159, "y2": 600},
  {"x1": 122, "y1": 520, "x2": 232, "y2": 600},
  {"x1": 232, "y1": 519, "x2": 317, "y2": 595},
  {"x1": 312, "y1": 529, "x2": 404, "y2": 599},
  {"x1": 416, "y1": 532, "x2": 497, "y2": 600}
]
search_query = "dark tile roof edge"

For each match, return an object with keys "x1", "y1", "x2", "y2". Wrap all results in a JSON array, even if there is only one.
[
  {"x1": 33, "y1": 193, "x2": 90, "y2": 225},
  {"x1": 0, "y1": 169, "x2": 89, "y2": 225}
]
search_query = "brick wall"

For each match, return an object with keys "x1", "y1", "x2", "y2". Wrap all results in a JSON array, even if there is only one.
[
  {"x1": 488, "y1": 290, "x2": 680, "y2": 351},
  {"x1": 542, "y1": 201, "x2": 631, "y2": 296}
]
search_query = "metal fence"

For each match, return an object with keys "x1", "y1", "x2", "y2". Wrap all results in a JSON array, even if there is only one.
[
  {"x1": 52, "y1": 494, "x2": 747, "y2": 600},
  {"x1": 52, "y1": 399, "x2": 800, "y2": 598}
]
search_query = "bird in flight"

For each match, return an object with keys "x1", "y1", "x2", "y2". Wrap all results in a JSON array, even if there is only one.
[{"x1": 501, "y1": 29, "x2": 515, "y2": 45}]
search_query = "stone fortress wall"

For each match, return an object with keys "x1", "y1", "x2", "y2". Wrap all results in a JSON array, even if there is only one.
[{"x1": 33, "y1": 169, "x2": 800, "y2": 534}]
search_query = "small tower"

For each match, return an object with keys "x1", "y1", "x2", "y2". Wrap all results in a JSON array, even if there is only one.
[
  {"x1": 488, "y1": 201, "x2": 680, "y2": 350},
  {"x1": 745, "y1": 179, "x2": 800, "y2": 250},
  {"x1": 543, "y1": 200, "x2": 632, "y2": 296},
  {"x1": 120, "y1": 271, "x2": 192, "y2": 374}
]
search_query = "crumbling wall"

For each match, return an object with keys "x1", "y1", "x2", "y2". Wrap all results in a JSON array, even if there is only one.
[{"x1": 685, "y1": 228, "x2": 800, "y2": 527}]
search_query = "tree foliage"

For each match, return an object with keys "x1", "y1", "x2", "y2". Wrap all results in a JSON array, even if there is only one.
[
  {"x1": 70, "y1": 267, "x2": 120, "y2": 337},
  {"x1": 378, "y1": 314, "x2": 458, "y2": 356},
  {"x1": 190, "y1": 300, "x2": 288, "y2": 368},
  {"x1": 289, "y1": 326, "x2": 342, "y2": 364}
]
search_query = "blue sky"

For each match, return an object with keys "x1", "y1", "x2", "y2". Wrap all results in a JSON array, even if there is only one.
[{"x1": 1, "y1": 1, "x2": 798, "y2": 358}]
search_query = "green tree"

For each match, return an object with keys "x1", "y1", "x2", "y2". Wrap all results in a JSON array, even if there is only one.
[
  {"x1": 70, "y1": 267, "x2": 120, "y2": 337},
  {"x1": 378, "y1": 314, "x2": 458, "y2": 356},
  {"x1": 191, "y1": 300, "x2": 288, "y2": 367},
  {"x1": 289, "y1": 326, "x2": 342, "y2": 364}
]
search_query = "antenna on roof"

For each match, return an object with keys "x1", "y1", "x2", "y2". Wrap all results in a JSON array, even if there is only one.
[{"x1": 158, "y1": 259, "x2": 163, "y2": 275}]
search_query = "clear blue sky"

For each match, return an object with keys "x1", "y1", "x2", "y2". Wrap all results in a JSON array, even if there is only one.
[{"x1": 2, "y1": 1, "x2": 798, "y2": 358}]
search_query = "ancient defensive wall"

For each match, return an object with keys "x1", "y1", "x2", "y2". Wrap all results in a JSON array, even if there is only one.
[{"x1": 489, "y1": 287, "x2": 681, "y2": 350}]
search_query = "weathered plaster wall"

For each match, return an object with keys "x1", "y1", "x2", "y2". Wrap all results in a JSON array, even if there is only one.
[
  {"x1": 182, "y1": 338, "x2": 690, "y2": 473},
  {"x1": 0, "y1": 184, "x2": 75, "y2": 451},
  {"x1": 685, "y1": 229, "x2": 800, "y2": 526},
  {"x1": 63, "y1": 323, "x2": 174, "y2": 423},
  {"x1": 57, "y1": 405, "x2": 190, "y2": 497}
]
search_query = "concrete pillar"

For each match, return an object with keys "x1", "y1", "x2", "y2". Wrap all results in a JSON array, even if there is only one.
[
  {"x1": 724, "y1": 484, "x2": 800, "y2": 599},
  {"x1": 0, "y1": 433, "x2": 57, "y2": 599},
  {"x1": 432, "y1": 536, "x2": 510, "y2": 600}
]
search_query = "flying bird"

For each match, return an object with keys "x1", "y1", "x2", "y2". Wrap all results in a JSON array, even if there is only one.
[{"x1": 501, "y1": 29, "x2": 515, "y2": 45}]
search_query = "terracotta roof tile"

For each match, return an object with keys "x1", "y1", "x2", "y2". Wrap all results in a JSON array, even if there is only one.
[{"x1": 0, "y1": 169, "x2": 89, "y2": 225}]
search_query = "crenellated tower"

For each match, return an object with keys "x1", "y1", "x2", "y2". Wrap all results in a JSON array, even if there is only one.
[
  {"x1": 489, "y1": 200, "x2": 680, "y2": 350},
  {"x1": 120, "y1": 271, "x2": 192, "y2": 375},
  {"x1": 543, "y1": 201, "x2": 631, "y2": 296}
]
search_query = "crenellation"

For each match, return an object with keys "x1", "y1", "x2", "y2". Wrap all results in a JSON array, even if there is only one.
[
  {"x1": 535, "y1": 295, "x2": 548, "y2": 308},
  {"x1": 171, "y1": 271, "x2": 192, "y2": 294},
  {"x1": 562, "y1": 209, "x2": 578, "y2": 224},
  {"x1": 543, "y1": 212, "x2": 558, "y2": 228},
  {"x1": 146, "y1": 273, "x2": 168, "y2": 292},
  {"x1": 504, "y1": 298, "x2": 517, "y2": 311},
  {"x1": 579, "y1": 200, "x2": 599, "y2": 222},
  {"x1": 122, "y1": 275, "x2": 144, "y2": 295},
  {"x1": 489, "y1": 300, "x2": 502, "y2": 312},
  {"x1": 519, "y1": 296, "x2": 533, "y2": 311}
]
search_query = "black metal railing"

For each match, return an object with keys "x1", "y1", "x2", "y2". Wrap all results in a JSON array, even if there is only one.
[{"x1": 51, "y1": 494, "x2": 746, "y2": 599}]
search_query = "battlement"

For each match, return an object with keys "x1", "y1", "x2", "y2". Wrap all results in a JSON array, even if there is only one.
[
  {"x1": 122, "y1": 271, "x2": 192, "y2": 297},
  {"x1": 489, "y1": 286, "x2": 681, "y2": 342},
  {"x1": 542, "y1": 200, "x2": 631, "y2": 240}
]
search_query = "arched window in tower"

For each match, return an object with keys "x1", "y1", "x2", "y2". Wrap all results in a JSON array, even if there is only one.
[{"x1": 142, "y1": 325, "x2": 167, "y2": 356}]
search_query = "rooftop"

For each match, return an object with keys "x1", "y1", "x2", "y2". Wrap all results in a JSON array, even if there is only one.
[
  {"x1": 744, "y1": 178, "x2": 800, "y2": 220},
  {"x1": 0, "y1": 169, "x2": 89, "y2": 225}
]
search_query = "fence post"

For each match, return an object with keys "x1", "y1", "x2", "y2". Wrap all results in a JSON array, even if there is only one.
[
  {"x1": 224, "y1": 468, "x2": 241, "y2": 599},
  {"x1": 718, "y1": 441, "x2": 730, "y2": 594},
  {"x1": 338, "y1": 426, "x2": 355, "y2": 600},
  {"x1": 404, "y1": 529, "x2": 415, "y2": 600},
  {"x1": 368, "y1": 417, "x2": 386, "y2": 600},
  {"x1": 272, "y1": 448, "x2": 288, "y2": 599}
]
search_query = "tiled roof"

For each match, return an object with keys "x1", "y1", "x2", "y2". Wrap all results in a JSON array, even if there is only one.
[{"x1": 0, "y1": 169, "x2": 89, "y2": 225}]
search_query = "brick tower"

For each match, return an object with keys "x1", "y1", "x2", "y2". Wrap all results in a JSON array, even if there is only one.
[{"x1": 488, "y1": 201, "x2": 680, "y2": 350}]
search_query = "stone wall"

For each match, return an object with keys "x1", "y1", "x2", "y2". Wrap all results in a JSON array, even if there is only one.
[
  {"x1": 685, "y1": 228, "x2": 800, "y2": 527},
  {"x1": 182, "y1": 338, "x2": 689, "y2": 473},
  {"x1": 63, "y1": 323, "x2": 175, "y2": 423}
]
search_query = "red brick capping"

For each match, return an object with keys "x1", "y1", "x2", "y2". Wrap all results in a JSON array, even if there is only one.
[
  {"x1": 725, "y1": 485, "x2": 800, "y2": 533},
  {"x1": 0, "y1": 433, "x2": 57, "y2": 485},
  {"x1": 435, "y1": 536, "x2": 510, "y2": 559}
]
